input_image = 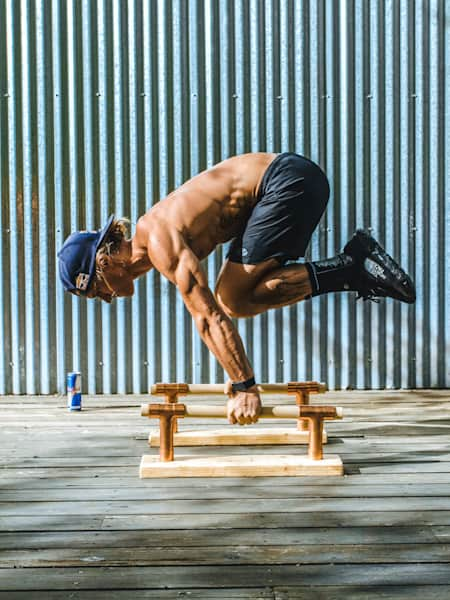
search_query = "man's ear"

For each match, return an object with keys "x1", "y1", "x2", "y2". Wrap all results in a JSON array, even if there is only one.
[{"x1": 96, "y1": 254, "x2": 112, "y2": 269}]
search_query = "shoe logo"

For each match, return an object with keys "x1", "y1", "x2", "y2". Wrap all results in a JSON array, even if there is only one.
[{"x1": 364, "y1": 258, "x2": 386, "y2": 280}]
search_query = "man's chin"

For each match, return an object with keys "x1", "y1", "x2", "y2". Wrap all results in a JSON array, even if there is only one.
[{"x1": 118, "y1": 283, "x2": 135, "y2": 298}]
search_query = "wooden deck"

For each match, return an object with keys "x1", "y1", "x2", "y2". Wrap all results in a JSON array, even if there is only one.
[{"x1": 1, "y1": 390, "x2": 450, "y2": 599}]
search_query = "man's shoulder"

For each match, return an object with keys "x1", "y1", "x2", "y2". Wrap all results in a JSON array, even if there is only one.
[{"x1": 214, "y1": 152, "x2": 278, "y2": 167}]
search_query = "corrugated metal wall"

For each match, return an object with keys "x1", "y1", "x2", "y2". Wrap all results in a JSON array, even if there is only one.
[{"x1": 0, "y1": 0, "x2": 448, "y2": 394}]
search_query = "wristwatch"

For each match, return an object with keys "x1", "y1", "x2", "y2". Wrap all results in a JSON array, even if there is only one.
[{"x1": 231, "y1": 376, "x2": 256, "y2": 394}]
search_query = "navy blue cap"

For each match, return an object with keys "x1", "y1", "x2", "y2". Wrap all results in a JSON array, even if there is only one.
[{"x1": 58, "y1": 215, "x2": 115, "y2": 294}]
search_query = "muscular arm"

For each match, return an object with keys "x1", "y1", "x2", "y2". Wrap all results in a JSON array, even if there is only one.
[{"x1": 147, "y1": 220, "x2": 253, "y2": 381}]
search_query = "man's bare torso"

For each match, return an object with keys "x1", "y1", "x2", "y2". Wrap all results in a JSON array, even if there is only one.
[{"x1": 139, "y1": 152, "x2": 277, "y2": 260}]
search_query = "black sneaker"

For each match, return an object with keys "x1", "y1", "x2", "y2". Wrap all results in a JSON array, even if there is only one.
[{"x1": 343, "y1": 229, "x2": 416, "y2": 304}]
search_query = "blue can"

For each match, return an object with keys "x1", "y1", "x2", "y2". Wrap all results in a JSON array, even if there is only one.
[{"x1": 67, "y1": 372, "x2": 82, "y2": 411}]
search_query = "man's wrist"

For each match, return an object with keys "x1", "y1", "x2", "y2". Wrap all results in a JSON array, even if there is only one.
[{"x1": 231, "y1": 376, "x2": 256, "y2": 394}]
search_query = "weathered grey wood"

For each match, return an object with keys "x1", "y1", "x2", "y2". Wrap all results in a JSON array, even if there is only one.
[
  {"x1": 100, "y1": 511, "x2": 450, "y2": 529},
  {"x1": 0, "y1": 526, "x2": 441, "y2": 549},
  {"x1": 273, "y1": 586, "x2": 450, "y2": 600},
  {"x1": 0, "y1": 516, "x2": 105, "y2": 531},
  {"x1": 2, "y1": 472, "x2": 450, "y2": 486},
  {"x1": 3, "y1": 441, "x2": 450, "y2": 459},
  {"x1": 3, "y1": 435, "x2": 450, "y2": 453},
  {"x1": 1, "y1": 588, "x2": 450, "y2": 600},
  {"x1": 2, "y1": 483, "x2": 450, "y2": 501},
  {"x1": 4, "y1": 511, "x2": 450, "y2": 532},
  {"x1": 3, "y1": 449, "x2": 450, "y2": 467},
  {"x1": 0, "y1": 564, "x2": 450, "y2": 590},
  {"x1": 2, "y1": 497, "x2": 450, "y2": 517},
  {"x1": 0, "y1": 591, "x2": 274, "y2": 599},
  {"x1": 2, "y1": 543, "x2": 450, "y2": 567},
  {"x1": 358, "y1": 462, "x2": 450, "y2": 473}
]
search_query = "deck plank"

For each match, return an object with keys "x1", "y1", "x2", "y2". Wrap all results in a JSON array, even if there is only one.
[
  {"x1": 0, "y1": 564, "x2": 450, "y2": 590},
  {"x1": 0, "y1": 589, "x2": 450, "y2": 600},
  {"x1": 2, "y1": 542, "x2": 450, "y2": 567},
  {"x1": 0, "y1": 526, "x2": 442, "y2": 549}
]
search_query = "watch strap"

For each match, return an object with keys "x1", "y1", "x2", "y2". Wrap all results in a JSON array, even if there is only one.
[{"x1": 231, "y1": 376, "x2": 256, "y2": 393}]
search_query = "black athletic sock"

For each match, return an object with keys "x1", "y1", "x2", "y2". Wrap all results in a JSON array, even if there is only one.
[{"x1": 305, "y1": 254, "x2": 357, "y2": 297}]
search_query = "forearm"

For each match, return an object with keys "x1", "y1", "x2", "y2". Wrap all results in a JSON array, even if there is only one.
[{"x1": 195, "y1": 310, "x2": 253, "y2": 382}]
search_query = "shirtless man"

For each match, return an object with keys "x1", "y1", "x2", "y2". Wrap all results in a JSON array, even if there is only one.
[{"x1": 58, "y1": 152, "x2": 416, "y2": 424}]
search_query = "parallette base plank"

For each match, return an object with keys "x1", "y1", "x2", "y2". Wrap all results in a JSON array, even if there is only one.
[
  {"x1": 139, "y1": 453, "x2": 343, "y2": 478},
  {"x1": 148, "y1": 427, "x2": 327, "y2": 447}
]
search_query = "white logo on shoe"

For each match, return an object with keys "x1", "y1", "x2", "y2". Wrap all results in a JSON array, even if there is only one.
[{"x1": 364, "y1": 258, "x2": 386, "y2": 280}]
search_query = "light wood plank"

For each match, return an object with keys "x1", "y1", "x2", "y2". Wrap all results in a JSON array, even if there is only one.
[{"x1": 139, "y1": 453, "x2": 344, "y2": 477}]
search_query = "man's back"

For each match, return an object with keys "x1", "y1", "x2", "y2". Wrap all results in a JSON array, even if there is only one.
[{"x1": 140, "y1": 152, "x2": 277, "y2": 260}]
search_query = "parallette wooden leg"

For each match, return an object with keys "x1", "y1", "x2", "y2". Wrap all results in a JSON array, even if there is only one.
[
  {"x1": 295, "y1": 391, "x2": 310, "y2": 432},
  {"x1": 159, "y1": 415, "x2": 174, "y2": 461},
  {"x1": 168, "y1": 396, "x2": 179, "y2": 434},
  {"x1": 308, "y1": 417, "x2": 324, "y2": 460},
  {"x1": 145, "y1": 403, "x2": 186, "y2": 462},
  {"x1": 298, "y1": 405, "x2": 341, "y2": 461}
]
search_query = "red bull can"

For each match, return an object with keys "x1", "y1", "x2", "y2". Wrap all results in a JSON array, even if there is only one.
[{"x1": 67, "y1": 372, "x2": 82, "y2": 411}]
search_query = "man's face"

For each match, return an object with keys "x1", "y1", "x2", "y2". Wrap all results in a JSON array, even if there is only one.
[{"x1": 85, "y1": 264, "x2": 134, "y2": 303}]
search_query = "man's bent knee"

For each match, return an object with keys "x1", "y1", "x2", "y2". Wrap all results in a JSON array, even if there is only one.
[{"x1": 215, "y1": 289, "x2": 256, "y2": 319}]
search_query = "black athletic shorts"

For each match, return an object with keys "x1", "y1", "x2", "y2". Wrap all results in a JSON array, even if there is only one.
[{"x1": 226, "y1": 152, "x2": 330, "y2": 265}]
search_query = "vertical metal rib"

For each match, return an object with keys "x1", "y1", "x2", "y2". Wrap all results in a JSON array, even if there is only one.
[
  {"x1": 0, "y1": 0, "x2": 6, "y2": 393},
  {"x1": 6, "y1": 0, "x2": 21, "y2": 393},
  {"x1": 97, "y1": 0, "x2": 112, "y2": 393}
]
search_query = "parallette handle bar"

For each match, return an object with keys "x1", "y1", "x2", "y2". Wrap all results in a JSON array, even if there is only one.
[
  {"x1": 141, "y1": 403, "x2": 343, "y2": 420},
  {"x1": 151, "y1": 381, "x2": 327, "y2": 396}
]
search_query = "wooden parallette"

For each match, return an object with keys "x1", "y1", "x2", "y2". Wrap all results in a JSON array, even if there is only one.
[
  {"x1": 140, "y1": 402, "x2": 344, "y2": 478},
  {"x1": 148, "y1": 380, "x2": 328, "y2": 446}
]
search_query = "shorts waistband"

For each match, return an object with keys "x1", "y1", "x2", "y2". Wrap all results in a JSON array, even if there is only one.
[{"x1": 257, "y1": 152, "x2": 301, "y2": 201}]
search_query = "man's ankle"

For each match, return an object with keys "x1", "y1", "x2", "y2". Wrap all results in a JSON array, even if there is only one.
[{"x1": 305, "y1": 254, "x2": 357, "y2": 297}]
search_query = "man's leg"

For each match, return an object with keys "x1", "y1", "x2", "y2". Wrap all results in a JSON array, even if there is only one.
[
  {"x1": 216, "y1": 254, "x2": 357, "y2": 317},
  {"x1": 216, "y1": 259, "x2": 313, "y2": 317},
  {"x1": 216, "y1": 230, "x2": 415, "y2": 318}
]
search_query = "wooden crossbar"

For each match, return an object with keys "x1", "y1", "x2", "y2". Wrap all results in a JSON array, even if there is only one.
[
  {"x1": 150, "y1": 381, "x2": 327, "y2": 395},
  {"x1": 141, "y1": 403, "x2": 342, "y2": 420}
]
